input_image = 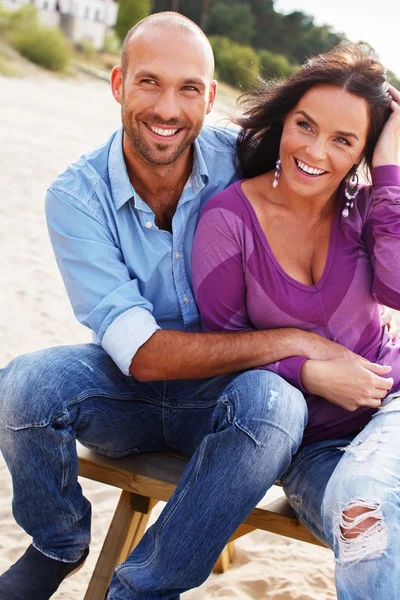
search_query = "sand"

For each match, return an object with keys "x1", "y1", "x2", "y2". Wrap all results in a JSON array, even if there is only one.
[{"x1": 0, "y1": 70, "x2": 336, "y2": 599}]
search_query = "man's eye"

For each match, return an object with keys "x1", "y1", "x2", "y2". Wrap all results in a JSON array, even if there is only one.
[
  {"x1": 141, "y1": 79, "x2": 157, "y2": 85},
  {"x1": 183, "y1": 86, "x2": 199, "y2": 92}
]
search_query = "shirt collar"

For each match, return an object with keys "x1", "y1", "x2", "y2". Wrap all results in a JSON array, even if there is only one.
[
  {"x1": 108, "y1": 127, "x2": 210, "y2": 211},
  {"x1": 108, "y1": 128, "x2": 135, "y2": 210}
]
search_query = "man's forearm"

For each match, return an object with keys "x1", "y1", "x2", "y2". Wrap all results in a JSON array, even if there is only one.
[{"x1": 129, "y1": 328, "x2": 352, "y2": 381}]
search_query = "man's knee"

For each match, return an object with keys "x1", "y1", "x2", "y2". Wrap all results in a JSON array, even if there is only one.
[
  {"x1": 0, "y1": 345, "x2": 96, "y2": 431},
  {"x1": 224, "y1": 370, "x2": 307, "y2": 448}
]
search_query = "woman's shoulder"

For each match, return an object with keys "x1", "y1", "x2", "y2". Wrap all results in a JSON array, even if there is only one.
[{"x1": 202, "y1": 180, "x2": 249, "y2": 217}]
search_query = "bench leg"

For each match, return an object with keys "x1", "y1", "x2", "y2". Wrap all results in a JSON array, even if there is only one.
[
  {"x1": 84, "y1": 491, "x2": 158, "y2": 600},
  {"x1": 212, "y1": 541, "x2": 236, "y2": 574}
]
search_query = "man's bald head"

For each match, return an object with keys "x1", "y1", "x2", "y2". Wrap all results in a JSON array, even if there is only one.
[{"x1": 121, "y1": 11, "x2": 214, "y2": 79}]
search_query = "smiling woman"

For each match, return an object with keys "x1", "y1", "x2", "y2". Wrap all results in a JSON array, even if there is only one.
[{"x1": 192, "y1": 42, "x2": 400, "y2": 600}]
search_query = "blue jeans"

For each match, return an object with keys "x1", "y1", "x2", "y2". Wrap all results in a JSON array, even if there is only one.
[
  {"x1": 282, "y1": 393, "x2": 400, "y2": 600},
  {"x1": 0, "y1": 344, "x2": 307, "y2": 600}
]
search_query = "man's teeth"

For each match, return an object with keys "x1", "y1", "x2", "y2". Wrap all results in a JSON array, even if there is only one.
[
  {"x1": 149, "y1": 125, "x2": 179, "y2": 137},
  {"x1": 296, "y1": 159, "x2": 325, "y2": 176}
]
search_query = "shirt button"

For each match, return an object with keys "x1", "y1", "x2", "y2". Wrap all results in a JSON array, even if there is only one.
[
  {"x1": 144, "y1": 221, "x2": 152, "y2": 229},
  {"x1": 183, "y1": 295, "x2": 190, "y2": 304},
  {"x1": 175, "y1": 251, "x2": 181, "y2": 259}
]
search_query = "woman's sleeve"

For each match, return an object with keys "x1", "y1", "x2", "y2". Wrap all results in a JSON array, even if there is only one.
[
  {"x1": 363, "y1": 165, "x2": 400, "y2": 309},
  {"x1": 192, "y1": 201, "x2": 309, "y2": 394}
]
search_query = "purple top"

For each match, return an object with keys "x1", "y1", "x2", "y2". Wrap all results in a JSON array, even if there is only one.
[{"x1": 192, "y1": 165, "x2": 400, "y2": 446}]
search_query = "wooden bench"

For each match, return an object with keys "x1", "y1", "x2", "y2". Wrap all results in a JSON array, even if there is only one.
[{"x1": 78, "y1": 445, "x2": 323, "y2": 600}]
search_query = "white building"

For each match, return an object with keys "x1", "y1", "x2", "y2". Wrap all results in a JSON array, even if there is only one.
[{"x1": 3, "y1": 0, "x2": 119, "y2": 49}]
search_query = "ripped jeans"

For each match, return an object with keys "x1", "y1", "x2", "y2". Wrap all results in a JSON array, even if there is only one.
[
  {"x1": 282, "y1": 392, "x2": 400, "y2": 600},
  {"x1": 0, "y1": 344, "x2": 307, "y2": 600}
]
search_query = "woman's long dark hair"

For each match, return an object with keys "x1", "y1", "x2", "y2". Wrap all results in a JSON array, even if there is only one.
[{"x1": 236, "y1": 43, "x2": 392, "y2": 179}]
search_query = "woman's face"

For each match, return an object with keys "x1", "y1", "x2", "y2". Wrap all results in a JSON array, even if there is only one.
[{"x1": 279, "y1": 84, "x2": 369, "y2": 201}]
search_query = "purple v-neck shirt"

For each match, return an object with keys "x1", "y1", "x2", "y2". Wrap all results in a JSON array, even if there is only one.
[{"x1": 192, "y1": 165, "x2": 400, "y2": 446}]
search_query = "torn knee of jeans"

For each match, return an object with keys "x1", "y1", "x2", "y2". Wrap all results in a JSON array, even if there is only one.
[
  {"x1": 335, "y1": 500, "x2": 387, "y2": 564},
  {"x1": 342, "y1": 429, "x2": 382, "y2": 462}
]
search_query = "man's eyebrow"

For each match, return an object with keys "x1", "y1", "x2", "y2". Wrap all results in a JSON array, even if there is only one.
[
  {"x1": 134, "y1": 71, "x2": 159, "y2": 80},
  {"x1": 134, "y1": 71, "x2": 206, "y2": 88},
  {"x1": 182, "y1": 78, "x2": 206, "y2": 88},
  {"x1": 295, "y1": 110, "x2": 359, "y2": 140}
]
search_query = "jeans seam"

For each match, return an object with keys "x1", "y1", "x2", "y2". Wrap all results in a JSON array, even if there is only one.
[{"x1": 117, "y1": 438, "x2": 208, "y2": 571}]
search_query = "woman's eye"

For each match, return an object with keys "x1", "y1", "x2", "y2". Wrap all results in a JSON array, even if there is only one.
[
  {"x1": 297, "y1": 120, "x2": 312, "y2": 131},
  {"x1": 336, "y1": 136, "x2": 350, "y2": 146}
]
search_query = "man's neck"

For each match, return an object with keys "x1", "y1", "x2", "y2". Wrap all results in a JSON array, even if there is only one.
[
  {"x1": 123, "y1": 140, "x2": 194, "y2": 232},
  {"x1": 124, "y1": 141, "x2": 193, "y2": 198}
]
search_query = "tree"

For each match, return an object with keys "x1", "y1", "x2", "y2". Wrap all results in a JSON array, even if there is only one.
[
  {"x1": 115, "y1": 0, "x2": 151, "y2": 43},
  {"x1": 206, "y1": 1, "x2": 255, "y2": 45}
]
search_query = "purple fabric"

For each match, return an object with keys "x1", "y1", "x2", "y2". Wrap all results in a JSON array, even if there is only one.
[{"x1": 192, "y1": 165, "x2": 400, "y2": 446}]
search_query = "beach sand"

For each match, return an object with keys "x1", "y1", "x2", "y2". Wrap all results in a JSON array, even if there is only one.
[{"x1": 0, "y1": 71, "x2": 336, "y2": 599}]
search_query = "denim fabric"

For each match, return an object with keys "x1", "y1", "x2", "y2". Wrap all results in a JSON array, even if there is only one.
[
  {"x1": 45, "y1": 126, "x2": 239, "y2": 375},
  {"x1": 0, "y1": 344, "x2": 307, "y2": 600},
  {"x1": 282, "y1": 392, "x2": 400, "y2": 600}
]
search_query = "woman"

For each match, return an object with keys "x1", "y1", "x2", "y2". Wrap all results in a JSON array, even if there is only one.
[{"x1": 192, "y1": 43, "x2": 400, "y2": 598}]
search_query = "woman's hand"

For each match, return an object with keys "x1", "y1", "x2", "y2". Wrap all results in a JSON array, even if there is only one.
[
  {"x1": 301, "y1": 357, "x2": 393, "y2": 412},
  {"x1": 372, "y1": 85, "x2": 400, "y2": 168},
  {"x1": 381, "y1": 306, "x2": 400, "y2": 338}
]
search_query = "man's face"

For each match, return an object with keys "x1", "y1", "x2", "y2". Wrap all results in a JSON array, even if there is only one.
[{"x1": 112, "y1": 28, "x2": 217, "y2": 168}]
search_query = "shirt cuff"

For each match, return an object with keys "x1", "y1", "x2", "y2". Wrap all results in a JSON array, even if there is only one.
[
  {"x1": 101, "y1": 306, "x2": 161, "y2": 375},
  {"x1": 371, "y1": 165, "x2": 400, "y2": 187}
]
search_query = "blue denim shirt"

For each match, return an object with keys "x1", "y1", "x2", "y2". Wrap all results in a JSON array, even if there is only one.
[{"x1": 46, "y1": 126, "x2": 238, "y2": 375}]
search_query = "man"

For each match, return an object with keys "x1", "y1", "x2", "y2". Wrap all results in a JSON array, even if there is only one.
[{"x1": 0, "y1": 11, "x2": 379, "y2": 600}]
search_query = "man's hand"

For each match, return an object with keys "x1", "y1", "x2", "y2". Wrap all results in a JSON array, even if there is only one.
[{"x1": 301, "y1": 358, "x2": 393, "y2": 412}]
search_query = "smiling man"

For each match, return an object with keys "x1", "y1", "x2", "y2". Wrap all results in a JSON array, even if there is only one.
[{"x1": 0, "y1": 12, "x2": 358, "y2": 600}]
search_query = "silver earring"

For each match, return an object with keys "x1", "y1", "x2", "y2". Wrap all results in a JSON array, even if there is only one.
[
  {"x1": 272, "y1": 158, "x2": 281, "y2": 188},
  {"x1": 342, "y1": 171, "x2": 359, "y2": 218}
]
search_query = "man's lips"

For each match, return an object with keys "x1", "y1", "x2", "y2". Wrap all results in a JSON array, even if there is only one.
[{"x1": 144, "y1": 122, "x2": 182, "y2": 140}]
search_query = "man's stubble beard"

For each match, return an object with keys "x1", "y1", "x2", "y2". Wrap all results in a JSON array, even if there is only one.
[{"x1": 121, "y1": 104, "x2": 203, "y2": 168}]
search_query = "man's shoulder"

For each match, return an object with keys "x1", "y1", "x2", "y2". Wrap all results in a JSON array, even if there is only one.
[
  {"x1": 197, "y1": 124, "x2": 238, "y2": 155},
  {"x1": 48, "y1": 130, "x2": 118, "y2": 201}
]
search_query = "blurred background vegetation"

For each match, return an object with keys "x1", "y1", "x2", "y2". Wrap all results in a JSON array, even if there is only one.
[{"x1": 1, "y1": 0, "x2": 399, "y2": 91}]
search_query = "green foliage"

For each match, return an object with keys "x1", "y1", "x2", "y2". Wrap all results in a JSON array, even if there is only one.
[
  {"x1": 78, "y1": 39, "x2": 97, "y2": 61},
  {"x1": 388, "y1": 70, "x2": 400, "y2": 90},
  {"x1": 206, "y1": 1, "x2": 255, "y2": 45},
  {"x1": 0, "y1": 3, "x2": 39, "y2": 36},
  {"x1": 0, "y1": 3, "x2": 71, "y2": 71},
  {"x1": 259, "y1": 49, "x2": 298, "y2": 80},
  {"x1": 115, "y1": 0, "x2": 151, "y2": 43},
  {"x1": 10, "y1": 25, "x2": 71, "y2": 71},
  {"x1": 102, "y1": 31, "x2": 122, "y2": 55},
  {"x1": 209, "y1": 36, "x2": 259, "y2": 89}
]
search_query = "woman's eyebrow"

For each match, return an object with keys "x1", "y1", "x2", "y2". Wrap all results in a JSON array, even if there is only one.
[{"x1": 295, "y1": 110, "x2": 359, "y2": 139}]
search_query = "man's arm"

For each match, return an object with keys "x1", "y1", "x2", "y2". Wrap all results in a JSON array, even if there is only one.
[{"x1": 130, "y1": 328, "x2": 354, "y2": 381}]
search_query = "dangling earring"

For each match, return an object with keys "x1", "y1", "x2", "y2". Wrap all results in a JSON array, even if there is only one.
[
  {"x1": 272, "y1": 158, "x2": 281, "y2": 188},
  {"x1": 342, "y1": 169, "x2": 359, "y2": 218}
]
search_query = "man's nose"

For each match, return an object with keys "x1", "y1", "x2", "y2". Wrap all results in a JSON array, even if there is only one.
[{"x1": 153, "y1": 90, "x2": 181, "y2": 122}]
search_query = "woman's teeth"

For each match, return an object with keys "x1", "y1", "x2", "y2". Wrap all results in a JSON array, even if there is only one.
[{"x1": 296, "y1": 159, "x2": 325, "y2": 176}]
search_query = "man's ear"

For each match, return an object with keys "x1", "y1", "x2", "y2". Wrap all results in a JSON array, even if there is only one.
[
  {"x1": 206, "y1": 80, "x2": 218, "y2": 114},
  {"x1": 111, "y1": 66, "x2": 123, "y2": 105}
]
